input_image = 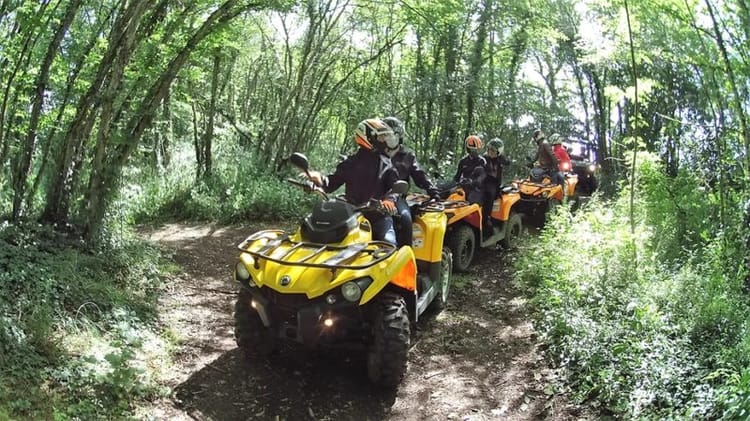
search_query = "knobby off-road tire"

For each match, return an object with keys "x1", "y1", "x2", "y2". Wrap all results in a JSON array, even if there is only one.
[
  {"x1": 431, "y1": 247, "x2": 453, "y2": 311},
  {"x1": 500, "y1": 212, "x2": 523, "y2": 249},
  {"x1": 367, "y1": 292, "x2": 410, "y2": 388},
  {"x1": 448, "y1": 224, "x2": 475, "y2": 272},
  {"x1": 234, "y1": 288, "x2": 275, "y2": 358}
]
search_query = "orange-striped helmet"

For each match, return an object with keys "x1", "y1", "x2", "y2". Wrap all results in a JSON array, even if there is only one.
[
  {"x1": 465, "y1": 135, "x2": 483, "y2": 151},
  {"x1": 354, "y1": 118, "x2": 394, "y2": 152}
]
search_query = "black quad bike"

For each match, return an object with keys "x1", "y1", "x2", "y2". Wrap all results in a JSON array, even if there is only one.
[{"x1": 564, "y1": 138, "x2": 599, "y2": 196}]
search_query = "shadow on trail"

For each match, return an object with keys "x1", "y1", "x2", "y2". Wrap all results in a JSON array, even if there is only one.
[{"x1": 174, "y1": 346, "x2": 396, "y2": 421}]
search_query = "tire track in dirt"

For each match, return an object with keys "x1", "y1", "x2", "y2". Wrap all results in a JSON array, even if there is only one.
[{"x1": 137, "y1": 222, "x2": 588, "y2": 421}]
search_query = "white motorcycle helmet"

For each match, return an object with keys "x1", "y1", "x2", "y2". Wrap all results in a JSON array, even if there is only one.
[
  {"x1": 488, "y1": 138, "x2": 504, "y2": 156},
  {"x1": 382, "y1": 116, "x2": 405, "y2": 156}
]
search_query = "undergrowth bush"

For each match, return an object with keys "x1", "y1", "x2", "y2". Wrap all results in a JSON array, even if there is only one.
[
  {"x1": 517, "y1": 152, "x2": 750, "y2": 418},
  {"x1": 120, "y1": 143, "x2": 315, "y2": 224},
  {"x1": 0, "y1": 221, "x2": 172, "y2": 419}
]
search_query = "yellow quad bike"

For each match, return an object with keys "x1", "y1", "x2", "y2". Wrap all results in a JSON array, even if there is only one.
[
  {"x1": 436, "y1": 181, "x2": 524, "y2": 272},
  {"x1": 513, "y1": 167, "x2": 578, "y2": 228},
  {"x1": 233, "y1": 153, "x2": 451, "y2": 388}
]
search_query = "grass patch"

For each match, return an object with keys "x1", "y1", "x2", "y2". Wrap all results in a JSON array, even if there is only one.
[{"x1": 0, "y1": 221, "x2": 173, "y2": 419}]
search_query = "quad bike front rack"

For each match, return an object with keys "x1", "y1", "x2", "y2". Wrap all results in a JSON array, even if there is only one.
[{"x1": 238, "y1": 230, "x2": 397, "y2": 270}]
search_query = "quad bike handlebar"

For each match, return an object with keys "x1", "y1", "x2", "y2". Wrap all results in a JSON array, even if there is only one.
[
  {"x1": 286, "y1": 178, "x2": 396, "y2": 215},
  {"x1": 286, "y1": 178, "x2": 329, "y2": 199}
]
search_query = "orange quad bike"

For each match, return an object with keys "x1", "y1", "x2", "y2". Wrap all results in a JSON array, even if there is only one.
[
  {"x1": 435, "y1": 181, "x2": 524, "y2": 272},
  {"x1": 513, "y1": 167, "x2": 578, "y2": 228},
  {"x1": 233, "y1": 153, "x2": 452, "y2": 388}
]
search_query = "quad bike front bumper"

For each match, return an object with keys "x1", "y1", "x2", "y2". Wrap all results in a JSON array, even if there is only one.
[{"x1": 242, "y1": 284, "x2": 369, "y2": 346}]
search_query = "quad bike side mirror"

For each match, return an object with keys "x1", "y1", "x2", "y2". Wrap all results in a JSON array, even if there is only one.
[{"x1": 289, "y1": 152, "x2": 310, "y2": 171}]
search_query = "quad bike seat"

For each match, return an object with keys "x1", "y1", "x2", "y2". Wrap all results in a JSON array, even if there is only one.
[{"x1": 300, "y1": 200, "x2": 358, "y2": 244}]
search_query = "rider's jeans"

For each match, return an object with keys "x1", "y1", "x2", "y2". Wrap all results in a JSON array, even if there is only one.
[
  {"x1": 370, "y1": 215, "x2": 397, "y2": 246},
  {"x1": 395, "y1": 197, "x2": 413, "y2": 246}
]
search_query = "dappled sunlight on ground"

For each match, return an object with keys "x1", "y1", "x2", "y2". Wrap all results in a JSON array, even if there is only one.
[{"x1": 136, "y1": 223, "x2": 588, "y2": 420}]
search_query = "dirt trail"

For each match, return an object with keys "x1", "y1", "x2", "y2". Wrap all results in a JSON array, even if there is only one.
[{"x1": 138, "y1": 222, "x2": 587, "y2": 421}]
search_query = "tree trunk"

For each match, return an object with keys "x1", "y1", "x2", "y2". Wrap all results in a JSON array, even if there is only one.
[
  {"x1": 84, "y1": 0, "x2": 153, "y2": 236},
  {"x1": 11, "y1": 0, "x2": 82, "y2": 220},
  {"x1": 202, "y1": 51, "x2": 222, "y2": 179},
  {"x1": 161, "y1": 90, "x2": 172, "y2": 168},
  {"x1": 438, "y1": 25, "x2": 458, "y2": 157},
  {"x1": 192, "y1": 99, "x2": 202, "y2": 179},
  {"x1": 704, "y1": 0, "x2": 750, "y2": 178},
  {"x1": 0, "y1": 20, "x2": 34, "y2": 169},
  {"x1": 41, "y1": 1, "x2": 140, "y2": 225},
  {"x1": 465, "y1": 0, "x2": 492, "y2": 136},
  {"x1": 25, "y1": 10, "x2": 111, "y2": 214},
  {"x1": 572, "y1": 62, "x2": 591, "y2": 141},
  {"x1": 84, "y1": 0, "x2": 257, "y2": 241}
]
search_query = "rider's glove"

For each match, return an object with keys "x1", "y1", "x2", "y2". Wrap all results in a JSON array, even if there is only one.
[
  {"x1": 380, "y1": 199, "x2": 397, "y2": 215},
  {"x1": 428, "y1": 188, "x2": 441, "y2": 201}
]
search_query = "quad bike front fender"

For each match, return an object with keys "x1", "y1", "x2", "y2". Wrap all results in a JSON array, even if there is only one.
[
  {"x1": 491, "y1": 192, "x2": 521, "y2": 222},
  {"x1": 360, "y1": 246, "x2": 417, "y2": 305},
  {"x1": 444, "y1": 202, "x2": 482, "y2": 229}
]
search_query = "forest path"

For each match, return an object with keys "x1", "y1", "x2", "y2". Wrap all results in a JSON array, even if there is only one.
[{"x1": 137, "y1": 222, "x2": 587, "y2": 421}]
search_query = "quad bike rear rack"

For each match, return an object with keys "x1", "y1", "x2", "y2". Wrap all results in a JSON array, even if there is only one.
[{"x1": 238, "y1": 230, "x2": 397, "y2": 270}]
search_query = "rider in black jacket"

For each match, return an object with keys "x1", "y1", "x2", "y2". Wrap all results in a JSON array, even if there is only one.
[
  {"x1": 383, "y1": 116, "x2": 440, "y2": 246},
  {"x1": 482, "y1": 138, "x2": 511, "y2": 229},
  {"x1": 307, "y1": 118, "x2": 400, "y2": 244},
  {"x1": 454, "y1": 135, "x2": 487, "y2": 206}
]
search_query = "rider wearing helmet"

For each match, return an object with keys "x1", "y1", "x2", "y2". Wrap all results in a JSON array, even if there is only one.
[
  {"x1": 485, "y1": 138, "x2": 511, "y2": 185},
  {"x1": 307, "y1": 118, "x2": 400, "y2": 244},
  {"x1": 482, "y1": 138, "x2": 511, "y2": 230},
  {"x1": 530, "y1": 129, "x2": 563, "y2": 185},
  {"x1": 549, "y1": 133, "x2": 572, "y2": 173},
  {"x1": 382, "y1": 116, "x2": 440, "y2": 246},
  {"x1": 453, "y1": 135, "x2": 487, "y2": 205},
  {"x1": 454, "y1": 135, "x2": 487, "y2": 182}
]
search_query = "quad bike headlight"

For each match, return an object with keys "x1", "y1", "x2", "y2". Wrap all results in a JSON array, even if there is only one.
[
  {"x1": 235, "y1": 261, "x2": 255, "y2": 287},
  {"x1": 588, "y1": 164, "x2": 596, "y2": 173},
  {"x1": 341, "y1": 282, "x2": 362, "y2": 302},
  {"x1": 235, "y1": 261, "x2": 250, "y2": 280}
]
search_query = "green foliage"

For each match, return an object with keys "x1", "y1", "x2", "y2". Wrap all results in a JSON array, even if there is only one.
[
  {"x1": 121, "y1": 143, "x2": 315, "y2": 224},
  {"x1": 517, "y1": 152, "x2": 750, "y2": 418},
  {"x1": 633, "y1": 152, "x2": 716, "y2": 262},
  {"x1": 0, "y1": 222, "x2": 170, "y2": 419}
]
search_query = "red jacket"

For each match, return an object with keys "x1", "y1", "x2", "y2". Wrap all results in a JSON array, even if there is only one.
[{"x1": 553, "y1": 144, "x2": 572, "y2": 172}]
